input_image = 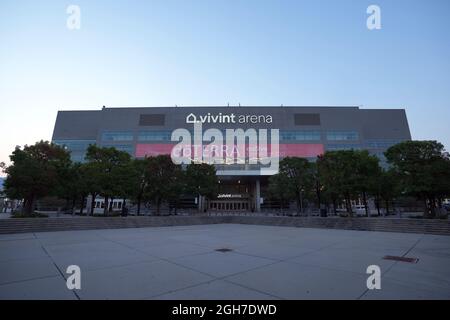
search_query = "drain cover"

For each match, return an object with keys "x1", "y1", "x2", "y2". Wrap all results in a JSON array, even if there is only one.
[
  {"x1": 215, "y1": 248, "x2": 233, "y2": 253},
  {"x1": 383, "y1": 255, "x2": 419, "y2": 264}
]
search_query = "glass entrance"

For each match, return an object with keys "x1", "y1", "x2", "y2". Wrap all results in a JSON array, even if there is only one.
[{"x1": 209, "y1": 200, "x2": 251, "y2": 211}]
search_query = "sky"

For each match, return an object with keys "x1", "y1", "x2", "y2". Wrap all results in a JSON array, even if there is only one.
[{"x1": 0, "y1": 0, "x2": 449, "y2": 173}]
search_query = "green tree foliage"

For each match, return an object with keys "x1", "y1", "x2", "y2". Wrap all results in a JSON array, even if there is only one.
[
  {"x1": 143, "y1": 155, "x2": 184, "y2": 215},
  {"x1": 85, "y1": 145, "x2": 131, "y2": 215},
  {"x1": 127, "y1": 159, "x2": 149, "y2": 215},
  {"x1": 385, "y1": 141, "x2": 450, "y2": 217},
  {"x1": 3, "y1": 141, "x2": 71, "y2": 214},
  {"x1": 278, "y1": 157, "x2": 315, "y2": 214},
  {"x1": 56, "y1": 162, "x2": 87, "y2": 215},
  {"x1": 317, "y1": 151, "x2": 356, "y2": 215},
  {"x1": 371, "y1": 168, "x2": 400, "y2": 215},
  {"x1": 317, "y1": 150, "x2": 381, "y2": 216},
  {"x1": 353, "y1": 151, "x2": 381, "y2": 216},
  {"x1": 185, "y1": 163, "x2": 218, "y2": 200},
  {"x1": 267, "y1": 173, "x2": 295, "y2": 212},
  {"x1": 82, "y1": 161, "x2": 103, "y2": 215}
]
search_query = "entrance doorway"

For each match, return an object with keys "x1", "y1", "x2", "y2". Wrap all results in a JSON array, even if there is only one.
[{"x1": 209, "y1": 200, "x2": 251, "y2": 212}]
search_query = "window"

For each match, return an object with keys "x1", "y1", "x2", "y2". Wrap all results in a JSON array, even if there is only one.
[
  {"x1": 366, "y1": 139, "x2": 403, "y2": 149},
  {"x1": 326, "y1": 144, "x2": 362, "y2": 151},
  {"x1": 280, "y1": 131, "x2": 321, "y2": 141},
  {"x1": 137, "y1": 131, "x2": 172, "y2": 141},
  {"x1": 70, "y1": 154, "x2": 86, "y2": 163},
  {"x1": 101, "y1": 131, "x2": 134, "y2": 142},
  {"x1": 53, "y1": 140, "x2": 95, "y2": 163},
  {"x1": 139, "y1": 114, "x2": 165, "y2": 126},
  {"x1": 102, "y1": 144, "x2": 134, "y2": 155},
  {"x1": 372, "y1": 152, "x2": 389, "y2": 169},
  {"x1": 326, "y1": 131, "x2": 359, "y2": 141},
  {"x1": 53, "y1": 140, "x2": 96, "y2": 151},
  {"x1": 294, "y1": 113, "x2": 321, "y2": 126}
]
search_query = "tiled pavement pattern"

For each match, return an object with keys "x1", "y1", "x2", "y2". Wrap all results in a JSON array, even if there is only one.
[{"x1": 0, "y1": 224, "x2": 449, "y2": 299}]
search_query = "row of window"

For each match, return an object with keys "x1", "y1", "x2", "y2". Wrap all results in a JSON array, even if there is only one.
[
  {"x1": 101, "y1": 131, "x2": 171, "y2": 142},
  {"x1": 53, "y1": 140, "x2": 96, "y2": 151},
  {"x1": 326, "y1": 131, "x2": 359, "y2": 141},
  {"x1": 280, "y1": 131, "x2": 321, "y2": 141},
  {"x1": 365, "y1": 139, "x2": 403, "y2": 149},
  {"x1": 326, "y1": 144, "x2": 362, "y2": 151},
  {"x1": 281, "y1": 131, "x2": 360, "y2": 141},
  {"x1": 94, "y1": 201, "x2": 123, "y2": 209},
  {"x1": 102, "y1": 144, "x2": 134, "y2": 154},
  {"x1": 100, "y1": 130, "x2": 360, "y2": 142}
]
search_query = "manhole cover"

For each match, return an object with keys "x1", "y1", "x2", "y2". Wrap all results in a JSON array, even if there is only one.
[
  {"x1": 215, "y1": 248, "x2": 233, "y2": 253},
  {"x1": 383, "y1": 255, "x2": 419, "y2": 264}
]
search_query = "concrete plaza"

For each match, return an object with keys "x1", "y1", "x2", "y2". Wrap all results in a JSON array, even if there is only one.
[{"x1": 0, "y1": 224, "x2": 449, "y2": 300}]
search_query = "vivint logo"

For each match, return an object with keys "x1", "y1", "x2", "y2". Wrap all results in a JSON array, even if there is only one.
[{"x1": 186, "y1": 113, "x2": 273, "y2": 124}]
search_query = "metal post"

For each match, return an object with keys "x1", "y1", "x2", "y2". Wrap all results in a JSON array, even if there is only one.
[{"x1": 255, "y1": 179, "x2": 261, "y2": 212}]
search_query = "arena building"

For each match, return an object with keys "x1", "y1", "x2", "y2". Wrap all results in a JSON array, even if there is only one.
[{"x1": 52, "y1": 106, "x2": 411, "y2": 212}]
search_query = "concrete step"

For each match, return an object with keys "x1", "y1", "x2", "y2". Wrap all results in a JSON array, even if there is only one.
[{"x1": 0, "y1": 216, "x2": 448, "y2": 235}]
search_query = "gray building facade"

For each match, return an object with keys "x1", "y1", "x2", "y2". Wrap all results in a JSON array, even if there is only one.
[{"x1": 52, "y1": 106, "x2": 411, "y2": 212}]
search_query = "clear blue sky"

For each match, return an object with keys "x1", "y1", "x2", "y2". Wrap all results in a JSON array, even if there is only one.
[{"x1": 1, "y1": 0, "x2": 449, "y2": 170}]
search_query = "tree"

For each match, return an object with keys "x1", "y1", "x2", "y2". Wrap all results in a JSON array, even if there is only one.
[
  {"x1": 185, "y1": 163, "x2": 218, "y2": 212},
  {"x1": 128, "y1": 159, "x2": 149, "y2": 215},
  {"x1": 317, "y1": 151, "x2": 358, "y2": 215},
  {"x1": 372, "y1": 168, "x2": 400, "y2": 216},
  {"x1": 56, "y1": 162, "x2": 85, "y2": 215},
  {"x1": 3, "y1": 141, "x2": 72, "y2": 214},
  {"x1": 267, "y1": 173, "x2": 295, "y2": 213},
  {"x1": 144, "y1": 155, "x2": 184, "y2": 215},
  {"x1": 353, "y1": 151, "x2": 381, "y2": 217},
  {"x1": 317, "y1": 150, "x2": 381, "y2": 217},
  {"x1": 85, "y1": 145, "x2": 131, "y2": 215},
  {"x1": 278, "y1": 157, "x2": 315, "y2": 215},
  {"x1": 82, "y1": 161, "x2": 103, "y2": 215},
  {"x1": 385, "y1": 141, "x2": 450, "y2": 217}
]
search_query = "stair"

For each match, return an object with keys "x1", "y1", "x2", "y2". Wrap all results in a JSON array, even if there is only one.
[{"x1": 0, "y1": 216, "x2": 449, "y2": 235}]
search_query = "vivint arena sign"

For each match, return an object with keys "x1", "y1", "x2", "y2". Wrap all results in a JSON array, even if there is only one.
[
  {"x1": 185, "y1": 112, "x2": 273, "y2": 124},
  {"x1": 135, "y1": 111, "x2": 325, "y2": 175},
  {"x1": 167, "y1": 112, "x2": 279, "y2": 175}
]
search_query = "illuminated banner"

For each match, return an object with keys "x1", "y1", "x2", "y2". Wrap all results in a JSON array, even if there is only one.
[{"x1": 136, "y1": 144, "x2": 324, "y2": 159}]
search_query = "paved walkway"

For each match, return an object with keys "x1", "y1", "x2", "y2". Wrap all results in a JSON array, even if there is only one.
[{"x1": 0, "y1": 224, "x2": 449, "y2": 299}]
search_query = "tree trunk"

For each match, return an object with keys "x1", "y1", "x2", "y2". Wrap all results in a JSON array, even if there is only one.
[
  {"x1": 156, "y1": 198, "x2": 161, "y2": 216},
  {"x1": 103, "y1": 196, "x2": 109, "y2": 216},
  {"x1": 24, "y1": 196, "x2": 34, "y2": 215},
  {"x1": 362, "y1": 191, "x2": 369, "y2": 217},
  {"x1": 332, "y1": 198, "x2": 337, "y2": 215},
  {"x1": 429, "y1": 197, "x2": 436, "y2": 218},
  {"x1": 385, "y1": 199, "x2": 390, "y2": 215},
  {"x1": 71, "y1": 198, "x2": 76, "y2": 216},
  {"x1": 375, "y1": 197, "x2": 380, "y2": 216},
  {"x1": 345, "y1": 195, "x2": 353, "y2": 217},
  {"x1": 109, "y1": 197, "x2": 114, "y2": 213},
  {"x1": 316, "y1": 182, "x2": 321, "y2": 208},
  {"x1": 137, "y1": 196, "x2": 142, "y2": 216},
  {"x1": 90, "y1": 193, "x2": 96, "y2": 216},
  {"x1": 79, "y1": 195, "x2": 85, "y2": 215},
  {"x1": 423, "y1": 198, "x2": 429, "y2": 217},
  {"x1": 122, "y1": 199, "x2": 126, "y2": 216},
  {"x1": 295, "y1": 193, "x2": 301, "y2": 215}
]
